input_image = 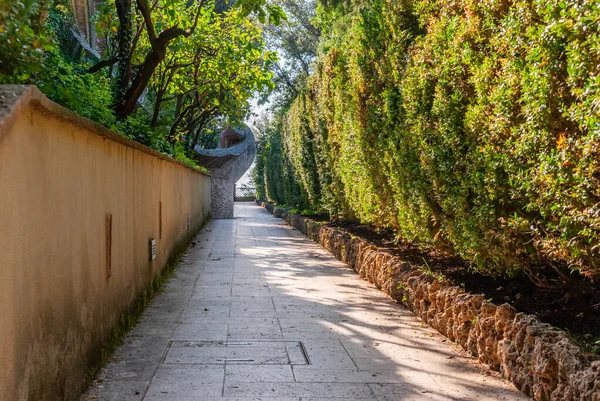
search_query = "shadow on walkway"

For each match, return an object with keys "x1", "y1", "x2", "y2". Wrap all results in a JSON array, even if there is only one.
[{"x1": 82, "y1": 203, "x2": 530, "y2": 401}]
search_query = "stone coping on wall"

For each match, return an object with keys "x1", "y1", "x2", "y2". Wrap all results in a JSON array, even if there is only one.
[
  {"x1": 258, "y1": 201, "x2": 600, "y2": 401},
  {"x1": 0, "y1": 85, "x2": 209, "y2": 176}
]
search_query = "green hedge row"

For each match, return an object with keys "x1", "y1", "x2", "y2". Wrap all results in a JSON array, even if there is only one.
[
  {"x1": 260, "y1": 0, "x2": 600, "y2": 280},
  {"x1": 254, "y1": 112, "x2": 306, "y2": 206}
]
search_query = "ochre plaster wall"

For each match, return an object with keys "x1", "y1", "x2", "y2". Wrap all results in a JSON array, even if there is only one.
[{"x1": 0, "y1": 86, "x2": 210, "y2": 400}]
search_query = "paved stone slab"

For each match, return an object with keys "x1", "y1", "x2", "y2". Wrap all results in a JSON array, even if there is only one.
[
  {"x1": 292, "y1": 367, "x2": 408, "y2": 384},
  {"x1": 81, "y1": 203, "x2": 530, "y2": 401},
  {"x1": 301, "y1": 399, "x2": 376, "y2": 401},
  {"x1": 225, "y1": 365, "x2": 295, "y2": 382},
  {"x1": 164, "y1": 341, "x2": 295, "y2": 365},
  {"x1": 144, "y1": 398, "x2": 300, "y2": 401},
  {"x1": 223, "y1": 382, "x2": 375, "y2": 398},
  {"x1": 145, "y1": 365, "x2": 224, "y2": 398}
]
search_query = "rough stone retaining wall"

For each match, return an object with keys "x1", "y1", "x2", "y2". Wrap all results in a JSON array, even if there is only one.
[
  {"x1": 260, "y1": 200, "x2": 275, "y2": 214},
  {"x1": 257, "y1": 201, "x2": 600, "y2": 401}
]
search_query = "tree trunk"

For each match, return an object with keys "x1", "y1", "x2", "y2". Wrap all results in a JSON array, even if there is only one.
[
  {"x1": 169, "y1": 102, "x2": 191, "y2": 141},
  {"x1": 175, "y1": 94, "x2": 183, "y2": 119},
  {"x1": 114, "y1": 47, "x2": 164, "y2": 117},
  {"x1": 113, "y1": 0, "x2": 204, "y2": 118},
  {"x1": 114, "y1": 23, "x2": 190, "y2": 118},
  {"x1": 191, "y1": 128, "x2": 202, "y2": 149},
  {"x1": 151, "y1": 95, "x2": 162, "y2": 127},
  {"x1": 115, "y1": 0, "x2": 133, "y2": 101}
]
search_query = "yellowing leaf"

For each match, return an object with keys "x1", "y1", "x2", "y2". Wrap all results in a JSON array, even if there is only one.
[{"x1": 556, "y1": 133, "x2": 567, "y2": 150}]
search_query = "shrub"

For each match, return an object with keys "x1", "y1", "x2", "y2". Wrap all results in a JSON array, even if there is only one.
[
  {"x1": 267, "y1": 0, "x2": 600, "y2": 281},
  {"x1": 254, "y1": 111, "x2": 306, "y2": 206},
  {"x1": 0, "y1": 0, "x2": 50, "y2": 82},
  {"x1": 0, "y1": 1, "x2": 274, "y2": 171}
]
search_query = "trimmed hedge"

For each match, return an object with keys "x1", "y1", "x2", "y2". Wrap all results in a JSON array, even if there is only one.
[
  {"x1": 259, "y1": 0, "x2": 600, "y2": 280},
  {"x1": 253, "y1": 111, "x2": 307, "y2": 206}
]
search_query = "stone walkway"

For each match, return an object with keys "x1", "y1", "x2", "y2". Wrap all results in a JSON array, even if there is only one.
[{"x1": 83, "y1": 203, "x2": 530, "y2": 401}]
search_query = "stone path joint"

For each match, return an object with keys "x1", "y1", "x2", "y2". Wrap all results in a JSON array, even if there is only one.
[{"x1": 82, "y1": 202, "x2": 530, "y2": 401}]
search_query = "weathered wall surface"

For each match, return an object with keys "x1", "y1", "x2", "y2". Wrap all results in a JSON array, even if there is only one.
[
  {"x1": 259, "y1": 201, "x2": 600, "y2": 401},
  {"x1": 0, "y1": 86, "x2": 211, "y2": 401}
]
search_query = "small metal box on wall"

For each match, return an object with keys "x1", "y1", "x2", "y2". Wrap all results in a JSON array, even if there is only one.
[{"x1": 149, "y1": 239, "x2": 157, "y2": 261}]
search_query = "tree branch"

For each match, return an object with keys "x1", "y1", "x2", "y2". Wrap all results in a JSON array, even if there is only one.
[
  {"x1": 188, "y1": 0, "x2": 207, "y2": 36},
  {"x1": 157, "y1": 26, "x2": 188, "y2": 43},
  {"x1": 88, "y1": 58, "x2": 118, "y2": 73},
  {"x1": 128, "y1": 19, "x2": 145, "y2": 62},
  {"x1": 136, "y1": 0, "x2": 158, "y2": 48},
  {"x1": 274, "y1": 63, "x2": 299, "y2": 96}
]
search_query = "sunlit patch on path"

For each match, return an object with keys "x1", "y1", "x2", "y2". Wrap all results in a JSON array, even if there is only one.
[{"x1": 82, "y1": 203, "x2": 530, "y2": 401}]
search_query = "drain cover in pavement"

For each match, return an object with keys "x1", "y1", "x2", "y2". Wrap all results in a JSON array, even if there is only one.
[{"x1": 164, "y1": 341, "x2": 310, "y2": 365}]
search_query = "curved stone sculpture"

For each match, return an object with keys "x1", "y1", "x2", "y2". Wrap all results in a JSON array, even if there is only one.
[{"x1": 194, "y1": 126, "x2": 256, "y2": 219}]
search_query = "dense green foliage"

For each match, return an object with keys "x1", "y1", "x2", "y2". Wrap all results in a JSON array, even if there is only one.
[
  {"x1": 262, "y1": 0, "x2": 320, "y2": 105},
  {"x1": 0, "y1": 0, "x2": 278, "y2": 167},
  {"x1": 253, "y1": 111, "x2": 305, "y2": 205},
  {"x1": 253, "y1": 0, "x2": 320, "y2": 206},
  {"x1": 257, "y1": 0, "x2": 600, "y2": 281}
]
